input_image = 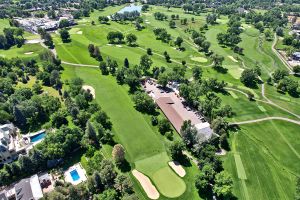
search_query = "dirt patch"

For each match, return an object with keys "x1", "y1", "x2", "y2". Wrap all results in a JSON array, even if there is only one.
[
  {"x1": 82, "y1": 85, "x2": 95, "y2": 99},
  {"x1": 168, "y1": 161, "x2": 186, "y2": 177},
  {"x1": 132, "y1": 170, "x2": 160, "y2": 200},
  {"x1": 24, "y1": 52, "x2": 34, "y2": 55},
  {"x1": 228, "y1": 56, "x2": 238, "y2": 63}
]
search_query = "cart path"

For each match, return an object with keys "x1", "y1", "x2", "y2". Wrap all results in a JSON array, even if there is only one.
[
  {"x1": 225, "y1": 87, "x2": 300, "y2": 119},
  {"x1": 271, "y1": 33, "x2": 293, "y2": 72},
  {"x1": 230, "y1": 116, "x2": 300, "y2": 126}
]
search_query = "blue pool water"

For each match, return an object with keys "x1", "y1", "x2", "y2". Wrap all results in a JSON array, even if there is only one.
[
  {"x1": 30, "y1": 132, "x2": 46, "y2": 143},
  {"x1": 118, "y1": 4, "x2": 142, "y2": 14},
  {"x1": 70, "y1": 169, "x2": 80, "y2": 181}
]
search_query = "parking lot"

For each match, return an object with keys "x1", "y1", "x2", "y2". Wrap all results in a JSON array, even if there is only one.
[{"x1": 143, "y1": 79, "x2": 208, "y2": 134}]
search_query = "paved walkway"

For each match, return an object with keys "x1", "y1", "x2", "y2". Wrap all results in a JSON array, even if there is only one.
[
  {"x1": 271, "y1": 33, "x2": 293, "y2": 73},
  {"x1": 230, "y1": 116, "x2": 300, "y2": 126}
]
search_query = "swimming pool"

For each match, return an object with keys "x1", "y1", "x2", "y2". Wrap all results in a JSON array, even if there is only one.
[
  {"x1": 30, "y1": 132, "x2": 46, "y2": 143},
  {"x1": 70, "y1": 169, "x2": 80, "y2": 181},
  {"x1": 118, "y1": 4, "x2": 142, "y2": 14}
]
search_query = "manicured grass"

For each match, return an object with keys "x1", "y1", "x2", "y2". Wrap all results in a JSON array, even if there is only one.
[
  {"x1": 0, "y1": 43, "x2": 43, "y2": 59},
  {"x1": 0, "y1": 19, "x2": 10, "y2": 33},
  {"x1": 190, "y1": 56, "x2": 208, "y2": 63},
  {"x1": 257, "y1": 105, "x2": 266, "y2": 112},
  {"x1": 2, "y1": 5, "x2": 295, "y2": 199},
  {"x1": 152, "y1": 167, "x2": 186, "y2": 198},
  {"x1": 63, "y1": 66, "x2": 165, "y2": 161},
  {"x1": 16, "y1": 76, "x2": 60, "y2": 97},
  {"x1": 234, "y1": 154, "x2": 247, "y2": 180},
  {"x1": 62, "y1": 65, "x2": 190, "y2": 199},
  {"x1": 228, "y1": 91, "x2": 238, "y2": 99},
  {"x1": 219, "y1": 91, "x2": 299, "y2": 122},
  {"x1": 135, "y1": 152, "x2": 186, "y2": 198},
  {"x1": 264, "y1": 84, "x2": 300, "y2": 115},
  {"x1": 223, "y1": 121, "x2": 300, "y2": 200}
]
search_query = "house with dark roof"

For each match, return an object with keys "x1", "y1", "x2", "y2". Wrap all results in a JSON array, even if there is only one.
[{"x1": 14, "y1": 175, "x2": 43, "y2": 200}]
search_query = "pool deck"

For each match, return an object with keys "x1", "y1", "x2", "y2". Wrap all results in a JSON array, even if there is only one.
[
  {"x1": 25, "y1": 129, "x2": 46, "y2": 138},
  {"x1": 64, "y1": 163, "x2": 87, "y2": 185}
]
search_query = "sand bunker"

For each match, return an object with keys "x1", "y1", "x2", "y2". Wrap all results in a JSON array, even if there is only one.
[
  {"x1": 132, "y1": 170, "x2": 160, "y2": 200},
  {"x1": 77, "y1": 31, "x2": 83, "y2": 34},
  {"x1": 168, "y1": 161, "x2": 186, "y2": 177},
  {"x1": 146, "y1": 22, "x2": 150, "y2": 24},
  {"x1": 116, "y1": 45, "x2": 122, "y2": 47},
  {"x1": 24, "y1": 52, "x2": 34, "y2": 55},
  {"x1": 25, "y1": 39, "x2": 40, "y2": 44},
  {"x1": 228, "y1": 56, "x2": 238, "y2": 63},
  {"x1": 82, "y1": 85, "x2": 95, "y2": 99}
]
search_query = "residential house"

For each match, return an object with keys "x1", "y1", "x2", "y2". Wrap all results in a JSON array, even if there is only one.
[
  {"x1": 0, "y1": 124, "x2": 17, "y2": 164},
  {"x1": 15, "y1": 175, "x2": 43, "y2": 200},
  {"x1": 0, "y1": 191, "x2": 7, "y2": 200}
]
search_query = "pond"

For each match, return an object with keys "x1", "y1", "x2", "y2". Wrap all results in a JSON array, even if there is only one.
[{"x1": 118, "y1": 4, "x2": 142, "y2": 14}]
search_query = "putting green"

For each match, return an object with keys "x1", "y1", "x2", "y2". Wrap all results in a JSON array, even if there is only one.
[
  {"x1": 226, "y1": 65, "x2": 244, "y2": 79},
  {"x1": 135, "y1": 152, "x2": 186, "y2": 198},
  {"x1": 191, "y1": 56, "x2": 208, "y2": 63},
  {"x1": 152, "y1": 167, "x2": 186, "y2": 198},
  {"x1": 69, "y1": 28, "x2": 82, "y2": 34}
]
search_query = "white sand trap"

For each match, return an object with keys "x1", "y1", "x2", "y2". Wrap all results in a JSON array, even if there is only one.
[
  {"x1": 24, "y1": 52, "x2": 34, "y2": 55},
  {"x1": 228, "y1": 56, "x2": 238, "y2": 63},
  {"x1": 146, "y1": 22, "x2": 150, "y2": 24},
  {"x1": 116, "y1": 45, "x2": 122, "y2": 47},
  {"x1": 107, "y1": 44, "x2": 112, "y2": 46},
  {"x1": 132, "y1": 170, "x2": 159, "y2": 200},
  {"x1": 25, "y1": 39, "x2": 41, "y2": 44},
  {"x1": 77, "y1": 31, "x2": 83, "y2": 34},
  {"x1": 82, "y1": 85, "x2": 95, "y2": 99},
  {"x1": 168, "y1": 161, "x2": 186, "y2": 177}
]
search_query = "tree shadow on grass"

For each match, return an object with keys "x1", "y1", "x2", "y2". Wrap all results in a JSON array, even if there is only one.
[
  {"x1": 177, "y1": 154, "x2": 192, "y2": 167},
  {"x1": 117, "y1": 159, "x2": 132, "y2": 173},
  {"x1": 213, "y1": 66, "x2": 228, "y2": 74}
]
